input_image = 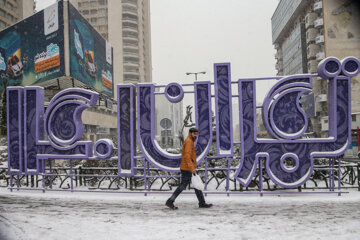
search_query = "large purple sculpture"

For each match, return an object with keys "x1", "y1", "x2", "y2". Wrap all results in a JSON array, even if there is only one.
[{"x1": 6, "y1": 56, "x2": 360, "y2": 189}]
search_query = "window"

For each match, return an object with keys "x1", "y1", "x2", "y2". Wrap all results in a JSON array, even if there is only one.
[
  {"x1": 0, "y1": 0, "x2": 4, "y2": 5},
  {"x1": 7, "y1": 13, "x2": 14, "y2": 21},
  {"x1": 98, "y1": 8, "x2": 107, "y2": 14},
  {"x1": 98, "y1": 17, "x2": 106, "y2": 24},
  {"x1": 0, "y1": 9, "x2": 5, "y2": 17},
  {"x1": 81, "y1": 1, "x2": 89, "y2": 7},
  {"x1": 90, "y1": 9, "x2": 97, "y2": 14},
  {"x1": 82, "y1": 10, "x2": 89, "y2": 15},
  {"x1": 99, "y1": 0, "x2": 107, "y2": 5},
  {"x1": 90, "y1": 17, "x2": 97, "y2": 23},
  {"x1": 6, "y1": 2, "x2": 13, "y2": 10},
  {"x1": 99, "y1": 25, "x2": 107, "y2": 31},
  {"x1": 0, "y1": 20, "x2": 6, "y2": 28},
  {"x1": 90, "y1": 1, "x2": 97, "y2": 7},
  {"x1": 352, "y1": 115, "x2": 357, "y2": 122}
]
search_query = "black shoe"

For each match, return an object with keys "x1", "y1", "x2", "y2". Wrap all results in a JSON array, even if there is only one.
[
  {"x1": 166, "y1": 199, "x2": 178, "y2": 210},
  {"x1": 199, "y1": 203, "x2": 213, "y2": 208}
]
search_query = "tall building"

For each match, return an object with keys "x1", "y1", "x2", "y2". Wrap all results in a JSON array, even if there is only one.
[
  {"x1": 0, "y1": 0, "x2": 35, "y2": 30},
  {"x1": 272, "y1": 0, "x2": 360, "y2": 136},
  {"x1": 70, "y1": 0, "x2": 152, "y2": 89},
  {"x1": 155, "y1": 94, "x2": 183, "y2": 150}
]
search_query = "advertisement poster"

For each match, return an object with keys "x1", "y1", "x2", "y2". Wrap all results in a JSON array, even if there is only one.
[
  {"x1": 69, "y1": 3, "x2": 114, "y2": 97},
  {"x1": 0, "y1": 2, "x2": 64, "y2": 91}
]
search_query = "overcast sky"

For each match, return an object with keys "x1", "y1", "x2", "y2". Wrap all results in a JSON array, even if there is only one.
[{"x1": 36, "y1": 0, "x2": 280, "y2": 101}]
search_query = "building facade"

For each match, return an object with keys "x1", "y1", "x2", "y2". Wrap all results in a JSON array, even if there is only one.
[
  {"x1": 70, "y1": 0, "x2": 152, "y2": 89},
  {"x1": 272, "y1": 0, "x2": 360, "y2": 136},
  {"x1": 0, "y1": 0, "x2": 35, "y2": 30},
  {"x1": 155, "y1": 94, "x2": 183, "y2": 151}
]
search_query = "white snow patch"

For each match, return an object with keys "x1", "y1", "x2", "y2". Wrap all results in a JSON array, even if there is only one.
[{"x1": 0, "y1": 188, "x2": 360, "y2": 240}]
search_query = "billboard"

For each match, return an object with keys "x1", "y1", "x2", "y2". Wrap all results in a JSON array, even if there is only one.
[
  {"x1": 0, "y1": 2, "x2": 64, "y2": 91},
  {"x1": 0, "y1": 1, "x2": 114, "y2": 97},
  {"x1": 69, "y1": 3, "x2": 113, "y2": 97}
]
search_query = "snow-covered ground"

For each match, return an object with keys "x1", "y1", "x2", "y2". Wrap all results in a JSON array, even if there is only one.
[{"x1": 0, "y1": 188, "x2": 360, "y2": 240}]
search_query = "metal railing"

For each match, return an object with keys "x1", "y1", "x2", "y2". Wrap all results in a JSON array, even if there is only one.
[{"x1": 1, "y1": 157, "x2": 359, "y2": 195}]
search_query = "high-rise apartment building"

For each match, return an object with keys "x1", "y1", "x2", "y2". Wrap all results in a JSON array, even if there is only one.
[
  {"x1": 71, "y1": 0, "x2": 152, "y2": 88},
  {"x1": 155, "y1": 95, "x2": 183, "y2": 150},
  {"x1": 0, "y1": 0, "x2": 35, "y2": 30},
  {"x1": 272, "y1": 0, "x2": 360, "y2": 136}
]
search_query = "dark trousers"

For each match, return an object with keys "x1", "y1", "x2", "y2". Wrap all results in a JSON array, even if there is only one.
[{"x1": 169, "y1": 170, "x2": 205, "y2": 205}]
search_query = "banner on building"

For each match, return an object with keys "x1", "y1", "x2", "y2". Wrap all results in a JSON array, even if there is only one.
[
  {"x1": 0, "y1": 1, "x2": 114, "y2": 97},
  {"x1": 69, "y1": 3, "x2": 114, "y2": 97},
  {"x1": 0, "y1": 2, "x2": 65, "y2": 91}
]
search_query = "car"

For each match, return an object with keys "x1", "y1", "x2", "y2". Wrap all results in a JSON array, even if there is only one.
[
  {"x1": 8, "y1": 54, "x2": 23, "y2": 79},
  {"x1": 85, "y1": 50, "x2": 96, "y2": 78}
]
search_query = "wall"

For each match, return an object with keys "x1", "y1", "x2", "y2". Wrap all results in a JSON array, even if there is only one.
[{"x1": 324, "y1": 0, "x2": 360, "y2": 112}]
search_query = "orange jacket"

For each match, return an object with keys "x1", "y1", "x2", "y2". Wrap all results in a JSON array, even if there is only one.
[{"x1": 180, "y1": 135, "x2": 197, "y2": 171}]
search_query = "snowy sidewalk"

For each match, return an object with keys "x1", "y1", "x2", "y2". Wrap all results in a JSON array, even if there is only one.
[{"x1": 0, "y1": 189, "x2": 360, "y2": 240}]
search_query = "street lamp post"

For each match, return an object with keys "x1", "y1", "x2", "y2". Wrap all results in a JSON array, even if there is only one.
[{"x1": 186, "y1": 71, "x2": 206, "y2": 81}]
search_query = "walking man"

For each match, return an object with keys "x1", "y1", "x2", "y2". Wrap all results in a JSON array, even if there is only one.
[{"x1": 166, "y1": 127, "x2": 213, "y2": 209}]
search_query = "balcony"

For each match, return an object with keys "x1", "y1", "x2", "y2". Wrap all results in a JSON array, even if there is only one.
[
  {"x1": 122, "y1": 21, "x2": 138, "y2": 30},
  {"x1": 123, "y1": 44, "x2": 139, "y2": 50},
  {"x1": 123, "y1": 62, "x2": 140, "y2": 67},
  {"x1": 317, "y1": 94, "x2": 327, "y2": 102},
  {"x1": 314, "y1": 18, "x2": 323, "y2": 28},
  {"x1": 122, "y1": 30, "x2": 139, "y2": 40},
  {"x1": 123, "y1": 57, "x2": 139, "y2": 66},
  {"x1": 122, "y1": 8, "x2": 138, "y2": 15},
  {"x1": 122, "y1": 13, "x2": 138, "y2": 22},
  {"x1": 123, "y1": 38, "x2": 139, "y2": 47},
  {"x1": 122, "y1": 0, "x2": 138, "y2": 6},
  {"x1": 314, "y1": 1, "x2": 322, "y2": 12},
  {"x1": 307, "y1": 44, "x2": 320, "y2": 59},
  {"x1": 306, "y1": 28, "x2": 318, "y2": 44},
  {"x1": 315, "y1": 35, "x2": 324, "y2": 44},
  {"x1": 305, "y1": 12, "x2": 316, "y2": 29},
  {"x1": 123, "y1": 51, "x2": 139, "y2": 58},
  {"x1": 123, "y1": 71, "x2": 140, "y2": 78},
  {"x1": 308, "y1": 60, "x2": 318, "y2": 73},
  {"x1": 124, "y1": 66, "x2": 139, "y2": 75},
  {"x1": 316, "y1": 51, "x2": 325, "y2": 61}
]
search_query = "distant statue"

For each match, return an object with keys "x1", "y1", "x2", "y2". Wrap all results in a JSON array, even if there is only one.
[
  {"x1": 184, "y1": 105, "x2": 195, "y2": 127},
  {"x1": 178, "y1": 105, "x2": 196, "y2": 145}
]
